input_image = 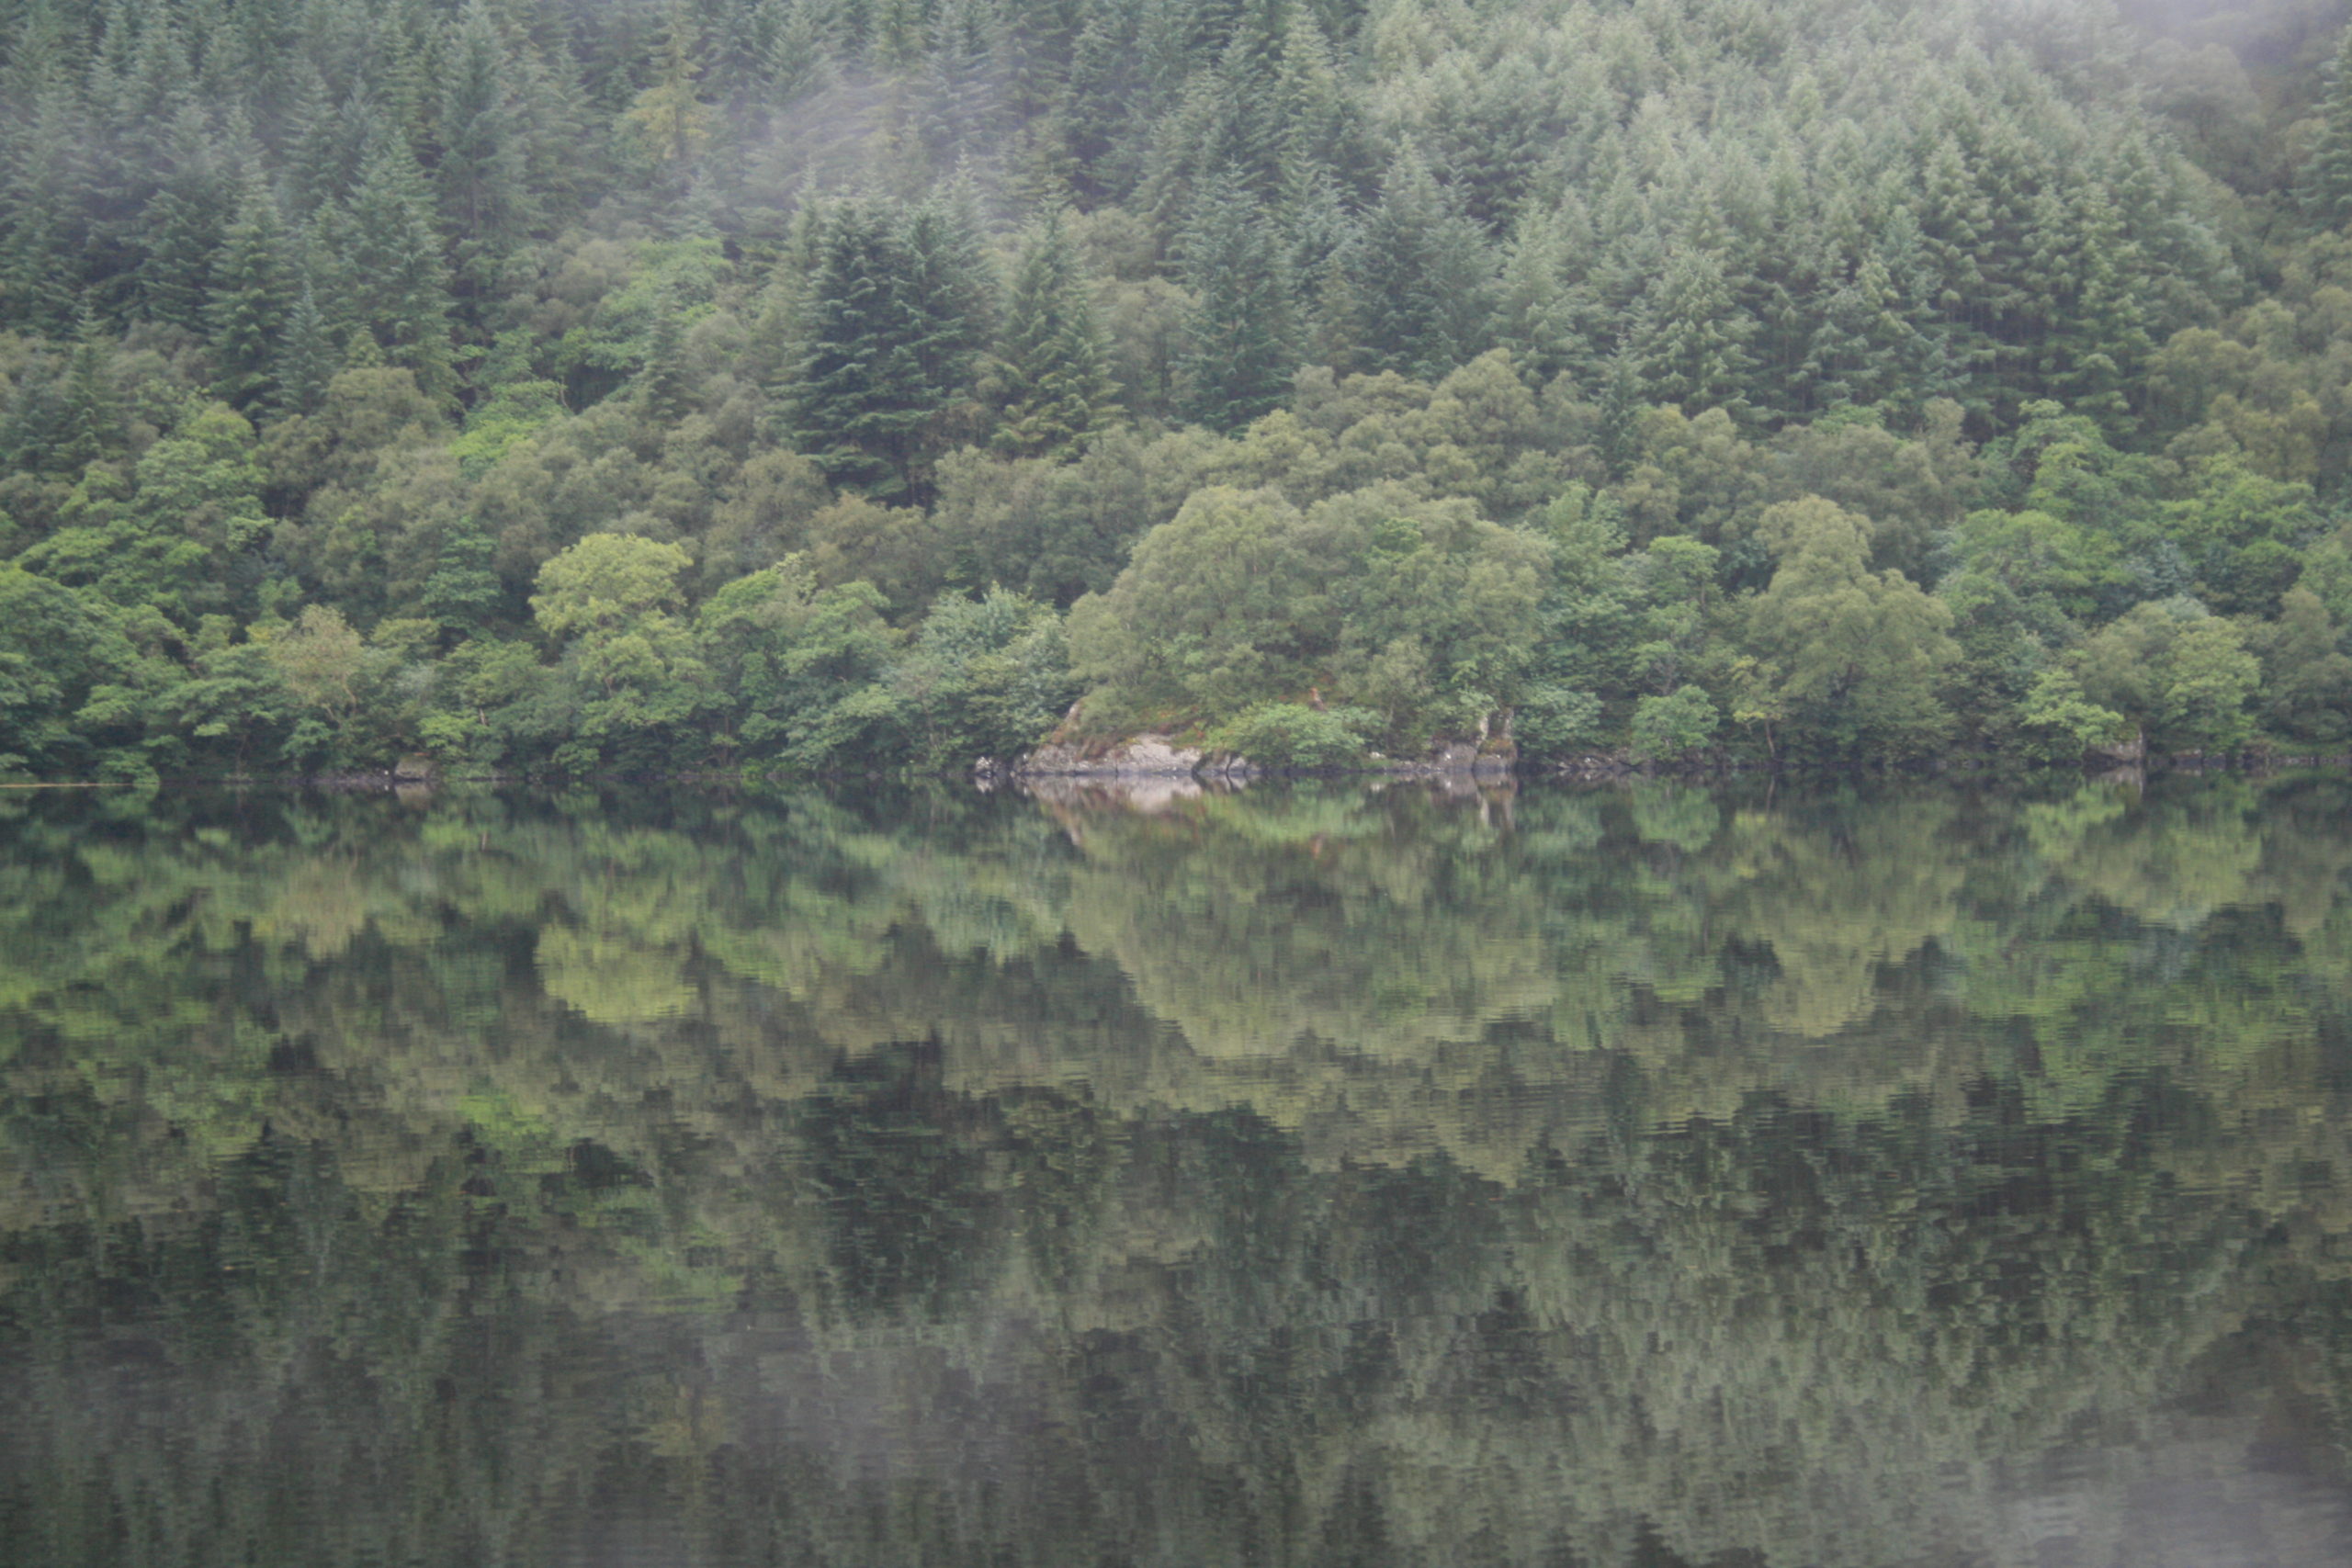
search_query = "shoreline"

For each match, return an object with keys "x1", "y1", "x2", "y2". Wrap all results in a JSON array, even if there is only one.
[{"x1": 9, "y1": 749, "x2": 2349, "y2": 794}]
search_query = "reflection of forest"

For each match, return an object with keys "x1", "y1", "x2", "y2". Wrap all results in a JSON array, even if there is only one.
[{"x1": 6, "y1": 778, "x2": 2352, "y2": 1566}]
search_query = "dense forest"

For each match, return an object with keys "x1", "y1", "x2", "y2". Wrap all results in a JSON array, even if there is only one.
[{"x1": 5, "y1": 0, "x2": 2352, "y2": 777}]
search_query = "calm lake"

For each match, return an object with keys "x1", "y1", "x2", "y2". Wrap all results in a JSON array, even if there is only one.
[{"x1": 6, "y1": 775, "x2": 2352, "y2": 1567}]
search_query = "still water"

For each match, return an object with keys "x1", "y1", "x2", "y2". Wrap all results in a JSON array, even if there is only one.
[{"x1": 5, "y1": 775, "x2": 2352, "y2": 1567}]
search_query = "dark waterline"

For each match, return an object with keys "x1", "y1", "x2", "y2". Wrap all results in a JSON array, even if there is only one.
[{"x1": 6, "y1": 775, "x2": 2352, "y2": 1567}]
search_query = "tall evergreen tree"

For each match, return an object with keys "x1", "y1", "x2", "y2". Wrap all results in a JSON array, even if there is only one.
[
  {"x1": 277, "y1": 278, "x2": 335, "y2": 416},
  {"x1": 1177, "y1": 170, "x2": 1295, "y2": 431},
  {"x1": 991, "y1": 207, "x2": 1120, "y2": 459},
  {"x1": 342, "y1": 132, "x2": 456, "y2": 400},
  {"x1": 207, "y1": 163, "x2": 294, "y2": 412},
  {"x1": 2304, "y1": 24, "x2": 2352, "y2": 231},
  {"x1": 139, "y1": 105, "x2": 234, "y2": 333},
  {"x1": 1631, "y1": 244, "x2": 1758, "y2": 419},
  {"x1": 789, "y1": 196, "x2": 988, "y2": 501},
  {"x1": 436, "y1": 1, "x2": 537, "y2": 299},
  {"x1": 1344, "y1": 147, "x2": 1495, "y2": 380}
]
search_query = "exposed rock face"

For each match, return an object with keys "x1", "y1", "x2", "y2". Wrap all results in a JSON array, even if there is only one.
[
  {"x1": 1012, "y1": 734, "x2": 1521, "y2": 779},
  {"x1": 1014, "y1": 735, "x2": 1205, "y2": 777}
]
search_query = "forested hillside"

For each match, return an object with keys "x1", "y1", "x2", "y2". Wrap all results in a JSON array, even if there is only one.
[{"x1": 3, "y1": 0, "x2": 2351, "y2": 777}]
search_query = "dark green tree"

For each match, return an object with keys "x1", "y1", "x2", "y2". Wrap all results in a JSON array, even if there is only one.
[
  {"x1": 435, "y1": 1, "x2": 539, "y2": 300},
  {"x1": 788, "y1": 196, "x2": 988, "y2": 502},
  {"x1": 342, "y1": 132, "x2": 457, "y2": 400},
  {"x1": 991, "y1": 207, "x2": 1120, "y2": 459},
  {"x1": 207, "y1": 164, "x2": 295, "y2": 412},
  {"x1": 1344, "y1": 147, "x2": 1495, "y2": 380},
  {"x1": 2303, "y1": 23, "x2": 2352, "y2": 231},
  {"x1": 1176, "y1": 171, "x2": 1295, "y2": 431}
]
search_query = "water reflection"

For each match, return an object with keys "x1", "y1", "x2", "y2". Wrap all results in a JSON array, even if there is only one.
[{"x1": 5, "y1": 777, "x2": 2352, "y2": 1565}]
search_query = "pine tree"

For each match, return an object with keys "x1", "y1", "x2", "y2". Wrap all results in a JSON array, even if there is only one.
[
  {"x1": 992, "y1": 207, "x2": 1120, "y2": 459},
  {"x1": 898, "y1": 183, "x2": 994, "y2": 397},
  {"x1": 1797, "y1": 252, "x2": 1922, "y2": 417},
  {"x1": 57, "y1": 310, "x2": 122, "y2": 473},
  {"x1": 1345, "y1": 147, "x2": 1495, "y2": 380},
  {"x1": 343, "y1": 132, "x2": 456, "y2": 400},
  {"x1": 140, "y1": 104, "x2": 233, "y2": 333},
  {"x1": 1630, "y1": 244, "x2": 1758, "y2": 418},
  {"x1": 0, "y1": 80, "x2": 94, "y2": 334},
  {"x1": 624, "y1": 4, "x2": 712, "y2": 166},
  {"x1": 761, "y1": 0, "x2": 831, "y2": 104},
  {"x1": 917, "y1": 0, "x2": 1007, "y2": 167},
  {"x1": 2306, "y1": 24, "x2": 2352, "y2": 231},
  {"x1": 789, "y1": 196, "x2": 986, "y2": 501},
  {"x1": 277, "y1": 278, "x2": 336, "y2": 416},
  {"x1": 1064, "y1": 9, "x2": 1141, "y2": 201},
  {"x1": 1496, "y1": 203, "x2": 1594, "y2": 389},
  {"x1": 1177, "y1": 170, "x2": 1295, "y2": 430},
  {"x1": 207, "y1": 164, "x2": 295, "y2": 411},
  {"x1": 436, "y1": 0, "x2": 538, "y2": 298}
]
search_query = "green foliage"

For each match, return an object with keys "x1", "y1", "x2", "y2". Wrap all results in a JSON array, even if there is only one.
[
  {"x1": 2018, "y1": 668, "x2": 2132, "y2": 762},
  {"x1": 1206, "y1": 700, "x2": 1375, "y2": 769},
  {"x1": 2074, "y1": 598, "x2": 2262, "y2": 754},
  {"x1": 1067, "y1": 483, "x2": 1546, "y2": 747},
  {"x1": 1744, "y1": 497, "x2": 1959, "y2": 761},
  {"x1": 0, "y1": 0, "x2": 2343, "y2": 776},
  {"x1": 1511, "y1": 683, "x2": 1604, "y2": 759},
  {"x1": 1629, "y1": 685, "x2": 1720, "y2": 761},
  {"x1": 990, "y1": 208, "x2": 1121, "y2": 459}
]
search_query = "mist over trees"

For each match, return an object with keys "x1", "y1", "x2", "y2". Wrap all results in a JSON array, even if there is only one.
[{"x1": 4, "y1": 0, "x2": 2352, "y2": 776}]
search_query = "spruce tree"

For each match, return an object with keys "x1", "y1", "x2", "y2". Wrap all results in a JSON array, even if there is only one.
[
  {"x1": 898, "y1": 184, "x2": 993, "y2": 398},
  {"x1": 0, "y1": 82, "x2": 93, "y2": 334},
  {"x1": 992, "y1": 207, "x2": 1120, "y2": 459},
  {"x1": 436, "y1": 1, "x2": 537, "y2": 298},
  {"x1": 139, "y1": 104, "x2": 231, "y2": 333},
  {"x1": 343, "y1": 131, "x2": 457, "y2": 400},
  {"x1": 917, "y1": 0, "x2": 1005, "y2": 165},
  {"x1": 789, "y1": 196, "x2": 985, "y2": 500},
  {"x1": 1630, "y1": 244, "x2": 1757, "y2": 418},
  {"x1": 207, "y1": 164, "x2": 295, "y2": 412},
  {"x1": 277, "y1": 279, "x2": 335, "y2": 416},
  {"x1": 2306, "y1": 24, "x2": 2352, "y2": 231},
  {"x1": 761, "y1": 0, "x2": 831, "y2": 103},
  {"x1": 1345, "y1": 147, "x2": 1495, "y2": 380},
  {"x1": 1176, "y1": 170, "x2": 1295, "y2": 431}
]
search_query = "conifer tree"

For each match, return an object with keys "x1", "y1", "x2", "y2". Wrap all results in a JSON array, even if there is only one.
[
  {"x1": 789, "y1": 196, "x2": 987, "y2": 500},
  {"x1": 992, "y1": 207, "x2": 1120, "y2": 459},
  {"x1": 898, "y1": 184, "x2": 994, "y2": 396},
  {"x1": 917, "y1": 0, "x2": 1006, "y2": 165},
  {"x1": 1345, "y1": 147, "x2": 1495, "y2": 380},
  {"x1": 277, "y1": 279, "x2": 335, "y2": 416},
  {"x1": 1631, "y1": 244, "x2": 1758, "y2": 418},
  {"x1": 761, "y1": 0, "x2": 831, "y2": 103},
  {"x1": 1176, "y1": 170, "x2": 1295, "y2": 431},
  {"x1": 2305, "y1": 24, "x2": 2352, "y2": 231},
  {"x1": 207, "y1": 164, "x2": 294, "y2": 412},
  {"x1": 0, "y1": 81, "x2": 93, "y2": 334},
  {"x1": 139, "y1": 104, "x2": 232, "y2": 333},
  {"x1": 436, "y1": 1, "x2": 537, "y2": 297},
  {"x1": 1063, "y1": 11, "x2": 1137, "y2": 198},
  {"x1": 343, "y1": 132, "x2": 456, "y2": 400}
]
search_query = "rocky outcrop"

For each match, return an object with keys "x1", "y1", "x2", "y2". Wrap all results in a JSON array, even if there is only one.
[
  {"x1": 1004, "y1": 731, "x2": 1520, "y2": 781},
  {"x1": 1010, "y1": 734, "x2": 1206, "y2": 778}
]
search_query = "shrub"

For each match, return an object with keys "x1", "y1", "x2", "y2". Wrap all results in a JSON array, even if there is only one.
[
  {"x1": 1208, "y1": 702, "x2": 1378, "y2": 769},
  {"x1": 1630, "y1": 685, "x2": 1719, "y2": 761},
  {"x1": 1513, "y1": 683, "x2": 1604, "y2": 758}
]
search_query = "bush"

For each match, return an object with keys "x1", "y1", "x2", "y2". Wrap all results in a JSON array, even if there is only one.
[
  {"x1": 1630, "y1": 685, "x2": 1719, "y2": 761},
  {"x1": 1208, "y1": 702, "x2": 1378, "y2": 770},
  {"x1": 1513, "y1": 683, "x2": 1604, "y2": 758}
]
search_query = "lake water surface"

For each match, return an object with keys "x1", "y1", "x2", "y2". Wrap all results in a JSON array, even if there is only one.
[{"x1": 6, "y1": 776, "x2": 2352, "y2": 1567}]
